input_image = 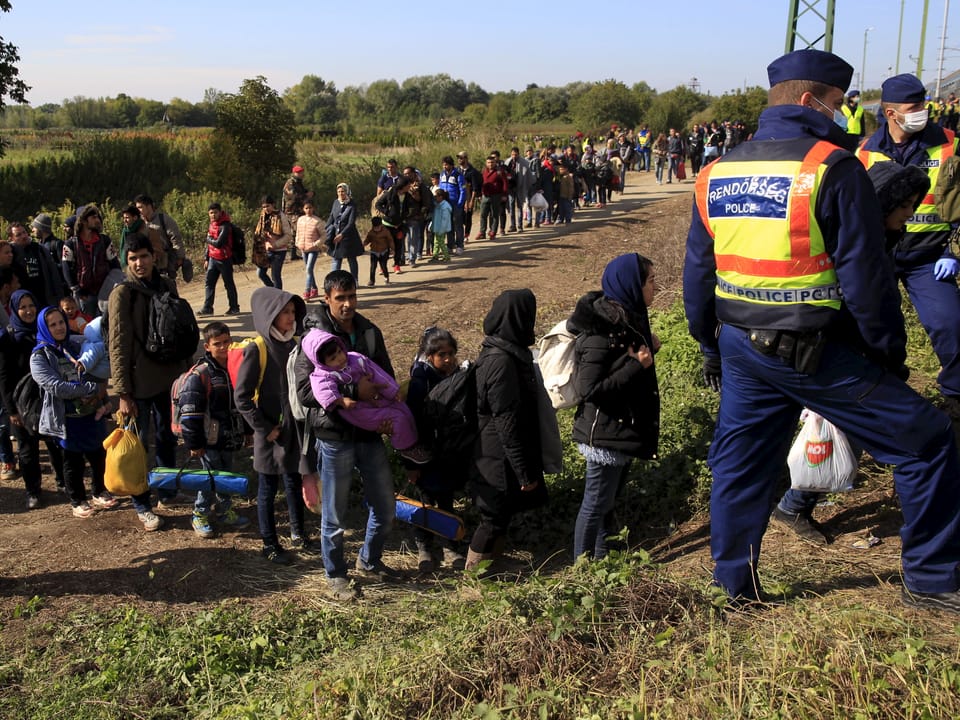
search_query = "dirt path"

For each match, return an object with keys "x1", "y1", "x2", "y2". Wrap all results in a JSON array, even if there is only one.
[{"x1": 0, "y1": 171, "x2": 701, "y2": 615}]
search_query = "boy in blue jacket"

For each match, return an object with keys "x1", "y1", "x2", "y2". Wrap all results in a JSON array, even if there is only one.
[{"x1": 178, "y1": 321, "x2": 250, "y2": 537}]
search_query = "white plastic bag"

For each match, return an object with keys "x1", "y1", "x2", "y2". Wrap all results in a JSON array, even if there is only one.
[
  {"x1": 529, "y1": 191, "x2": 548, "y2": 211},
  {"x1": 787, "y1": 410, "x2": 857, "y2": 492}
]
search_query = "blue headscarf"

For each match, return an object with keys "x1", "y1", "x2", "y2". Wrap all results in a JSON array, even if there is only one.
[
  {"x1": 9, "y1": 289, "x2": 38, "y2": 343},
  {"x1": 601, "y1": 253, "x2": 651, "y2": 315},
  {"x1": 34, "y1": 306, "x2": 69, "y2": 354}
]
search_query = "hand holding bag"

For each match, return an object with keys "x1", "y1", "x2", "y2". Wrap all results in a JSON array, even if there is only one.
[{"x1": 103, "y1": 414, "x2": 149, "y2": 496}]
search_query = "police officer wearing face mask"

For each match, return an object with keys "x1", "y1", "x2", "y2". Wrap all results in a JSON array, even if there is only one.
[
  {"x1": 684, "y1": 50, "x2": 960, "y2": 612},
  {"x1": 857, "y1": 74, "x2": 960, "y2": 422}
]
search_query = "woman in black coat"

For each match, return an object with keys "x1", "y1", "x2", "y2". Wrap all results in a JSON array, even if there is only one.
[
  {"x1": 467, "y1": 288, "x2": 546, "y2": 570},
  {"x1": 567, "y1": 253, "x2": 660, "y2": 560}
]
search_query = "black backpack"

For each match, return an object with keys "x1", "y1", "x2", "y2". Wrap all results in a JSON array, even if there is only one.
[
  {"x1": 13, "y1": 372, "x2": 42, "y2": 435},
  {"x1": 230, "y1": 223, "x2": 247, "y2": 265},
  {"x1": 127, "y1": 283, "x2": 199, "y2": 363},
  {"x1": 596, "y1": 162, "x2": 613, "y2": 183},
  {"x1": 423, "y1": 362, "x2": 478, "y2": 457}
]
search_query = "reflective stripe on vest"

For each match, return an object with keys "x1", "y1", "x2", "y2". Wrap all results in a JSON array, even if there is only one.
[
  {"x1": 695, "y1": 139, "x2": 841, "y2": 311},
  {"x1": 841, "y1": 104, "x2": 864, "y2": 135},
  {"x1": 856, "y1": 130, "x2": 957, "y2": 233}
]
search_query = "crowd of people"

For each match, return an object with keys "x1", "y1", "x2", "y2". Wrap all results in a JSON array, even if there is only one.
[{"x1": 4, "y1": 51, "x2": 960, "y2": 614}]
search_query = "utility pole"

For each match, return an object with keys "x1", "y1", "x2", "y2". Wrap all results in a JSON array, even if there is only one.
[
  {"x1": 896, "y1": 0, "x2": 905, "y2": 74},
  {"x1": 784, "y1": 0, "x2": 835, "y2": 52},
  {"x1": 936, "y1": 0, "x2": 950, "y2": 98},
  {"x1": 918, "y1": 0, "x2": 930, "y2": 79}
]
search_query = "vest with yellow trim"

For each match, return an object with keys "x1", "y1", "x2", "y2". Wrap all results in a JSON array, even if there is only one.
[
  {"x1": 841, "y1": 103, "x2": 864, "y2": 135},
  {"x1": 856, "y1": 129, "x2": 957, "y2": 246},
  {"x1": 695, "y1": 137, "x2": 848, "y2": 333}
]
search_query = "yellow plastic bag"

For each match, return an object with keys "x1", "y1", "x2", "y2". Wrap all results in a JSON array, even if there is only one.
[{"x1": 102, "y1": 414, "x2": 149, "y2": 496}]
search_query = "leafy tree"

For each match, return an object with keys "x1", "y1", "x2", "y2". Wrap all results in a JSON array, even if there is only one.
[
  {"x1": 136, "y1": 99, "x2": 166, "y2": 126},
  {"x1": 108, "y1": 93, "x2": 139, "y2": 127},
  {"x1": 337, "y1": 86, "x2": 371, "y2": 123},
  {"x1": 632, "y1": 81, "x2": 657, "y2": 120},
  {"x1": 701, "y1": 86, "x2": 768, "y2": 133},
  {"x1": 366, "y1": 79, "x2": 401, "y2": 123},
  {"x1": 284, "y1": 75, "x2": 340, "y2": 126},
  {"x1": 644, "y1": 85, "x2": 709, "y2": 134},
  {"x1": 212, "y1": 76, "x2": 296, "y2": 200},
  {"x1": 512, "y1": 86, "x2": 569, "y2": 123},
  {"x1": 486, "y1": 94, "x2": 512, "y2": 126},
  {"x1": 569, "y1": 80, "x2": 639, "y2": 130},
  {"x1": 0, "y1": 0, "x2": 30, "y2": 154}
]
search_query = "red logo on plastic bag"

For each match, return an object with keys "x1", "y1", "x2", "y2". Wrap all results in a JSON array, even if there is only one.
[{"x1": 805, "y1": 440, "x2": 834, "y2": 467}]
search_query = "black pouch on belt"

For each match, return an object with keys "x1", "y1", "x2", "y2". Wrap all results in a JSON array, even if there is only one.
[
  {"x1": 748, "y1": 329, "x2": 781, "y2": 355},
  {"x1": 793, "y1": 331, "x2": 827, "y2": 375}
]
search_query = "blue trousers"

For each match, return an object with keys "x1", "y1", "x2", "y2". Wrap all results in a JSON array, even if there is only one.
[
  {"x1": 896, "y1": 259, "x2": 960, "y2": 398},
  {"x1": 711, "y1": 324, "x2": 960, "y2": 598},
  {"x1": 573, "y1": 459, "x2": 631, "y2": 560}
]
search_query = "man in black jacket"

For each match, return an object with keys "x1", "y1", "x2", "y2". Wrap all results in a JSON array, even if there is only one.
[{"x1": 295, "y1": 270, "x2": 399, "y2": 601}]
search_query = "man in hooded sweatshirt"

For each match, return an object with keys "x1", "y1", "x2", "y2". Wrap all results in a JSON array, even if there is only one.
[{"x1": 234, "y1": 286, "x2": 312, "y2": 566}]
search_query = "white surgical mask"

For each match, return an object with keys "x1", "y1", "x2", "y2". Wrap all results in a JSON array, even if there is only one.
[
  {"x1": 812, "y1": 96, "x2": 847, "y2": 131},
  {"x1": 896, "y1": 108, "x2": 928, "y2": 134}
]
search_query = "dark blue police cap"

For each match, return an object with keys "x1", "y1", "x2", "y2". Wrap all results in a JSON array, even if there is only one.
[
  {"x1": 767, "y1": 49, "x2": 853, "y2": 90},
  {"x1": 880, "y1": 74, "x2": 926, "y2": 103}
]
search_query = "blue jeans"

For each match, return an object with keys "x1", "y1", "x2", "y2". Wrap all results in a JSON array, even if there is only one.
[
  {"x1": 135, "y1": 393, "x2": 177, "y2": 503},
  {"x1": 655, "y1": 157, "x2": 665, "y2": 183},
  {"x1": 195, "y1": 450, "x2": 234, "y2": 516},
  {"x1": 257, "y1": 250, "x2": 285, "y2": 289},
  {"x1": 303, "y1": 251, "x2": 319, "y2": 293},
  {"x1": 330, "y1": 255, "x2": 359, "y2": 282},
  {"x1": 203, "y1": 257, "x2": 239, "y2": 312},
  {"x1": 448, "y1": 204, "x2": 464, "y2": 251},
  {"x1": 257, "y1": 471, "x2": 304, "y2": 548},
  {"x1": 574, "y1": 460, "x2": 632, "y2": 560},
  {"x1": 639, "y1": 149, "x2": 651, "y2": 171},
  {"x1": 711, "y1": 323, "x2": 960, "y2": 597},
  {"x1": 406, "y1": 221, "x2": 423, "y2": 264},
  {"x1": 0, "y1": 407, "x2": 13, "y2": 464},
  {"x1": 317, "y1": 438, "x2": 396, "y2": 578}
]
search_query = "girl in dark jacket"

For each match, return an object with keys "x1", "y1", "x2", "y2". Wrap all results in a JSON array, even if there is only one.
[
  {"x1": 467, "y1": 289, "x2": 547, "y2": 570},
  {"x1": 567, "y1": 253, "x2": 660, "y2": 560}
]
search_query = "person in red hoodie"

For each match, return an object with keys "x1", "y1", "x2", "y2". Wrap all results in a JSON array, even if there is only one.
[
  {"x1": 476, "y1": 155, "x2": 509, "y2": 240},
  {"x1": 198, "y1": 202, "x2": 240, "y2": 317}
]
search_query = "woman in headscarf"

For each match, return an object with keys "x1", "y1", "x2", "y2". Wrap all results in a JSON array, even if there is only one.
[
  {"x1": 325, "y1": 183, "x2": 364, "y2": 282},
  {"x1": 566, "y1": 253, "x2": 660, "y2": 560},
  {"x1": 30, "y1": 304, "x2": 113, "y2": 518},
  {"x1": 467, "y1": 288, "x2": 547, "y2": 571}
]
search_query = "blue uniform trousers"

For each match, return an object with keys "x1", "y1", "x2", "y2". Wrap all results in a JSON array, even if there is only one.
[
  {"x1": 896, "y1": 259, "x2": 960, "y2": 398},
  {"x1": 711, "y1": 324, "x2": 960, "y2": 598}
]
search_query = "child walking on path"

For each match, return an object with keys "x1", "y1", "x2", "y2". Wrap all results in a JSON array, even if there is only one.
[
  {"x1": 303, "y1": 329, "x2": 430, "y2": 464},
  {"x1": 363, "y1": 217, "x2": 392, "y2": 287},
  {"x1": 179, "y1": 321, "x2": 251, "y2": 538},
  {"x1": 235, "y1": 287, "x2": 313, "y2": 565},
  {"x1": 430, "y1": 190, "x2": 452, "y2": 263}
]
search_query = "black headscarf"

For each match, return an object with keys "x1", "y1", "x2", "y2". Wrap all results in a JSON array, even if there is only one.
[{"x1": 482, "y1": 289, "x2": 537, "y2": 348}]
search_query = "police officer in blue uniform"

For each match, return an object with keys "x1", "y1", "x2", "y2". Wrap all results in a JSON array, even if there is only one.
[
  {"x1": 683, "y1": 49, "x2": 960, "y2": 611},
  {"x1": 776, "y1": 73, "x2": 960, "y2": 544}
]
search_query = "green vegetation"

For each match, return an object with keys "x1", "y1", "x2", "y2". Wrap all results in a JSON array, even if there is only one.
[{"x1": 2, "y1": 299, "x2": 956, "y2": 719}]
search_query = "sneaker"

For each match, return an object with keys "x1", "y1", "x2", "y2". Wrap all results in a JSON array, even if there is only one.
[
  {"x1": 355, "y1": 558, "x2": 404, "y2": 583},
  {"x1": 138, "y1": 510, "x2": 163, "y2": 532},
  {"x1": 399, "y1": 445, "x2": 433, "y2": 465},
  {"x1": 290, "y1": 535, "x2": 320, "y2": 555},
  {"x1": 192, "y1": 512, "x2": 215, "y2": 539},
  {"x1": 197, "y1": 308, "x2": 214, "y2": 317},
  {"x1": 367, "y1": 281, "x2": 375, "y2": 287},
  {"x1": 393, "y1": 265, "x2": 401, "y2": 274},
  {"x1": 225, "y1": 307, "x2": 241, "y2": 316},
  {"x1": 0, "y1": 462, "x2": 18, "y2": 481},
  {"x1": 156, "y1": 493, "x2": 191, "y2": 510},
  {"x1": 218, "y1": 507, "x2": 250, "y2": 528},
  {"x1": 26, "y1": 494, "x2": 41, "y2": 510},
  {"x1": 770, "y1": 507, "x2": 829, "y2": 545},
  {"x1": 417, "y1": 546, "x2": 435, "y2": 573},
  {"x1": 90, "y1": 492, "x2": 118, "y2": 509},
  {"x1": 72, "y1": 502, "x2": 95, "y2": 518},
  {"x1": 441, "y1": 547, "x2": 466, "y2": 570},
  {"x1": 902, "y1": 587, "x2": 960, "y2": 613},
  {"x1": 473, "y1": 233, "x2": 484, "y2": 240},
  {"x1": 327, "y1": 576, "x2": 359, "y2": 601},
  {"x1": 261, "y1": 545, "x2": 291, "y2": 565},
  {"x1": 488, "y1": 231, "x2": 495, "y2": 239}
]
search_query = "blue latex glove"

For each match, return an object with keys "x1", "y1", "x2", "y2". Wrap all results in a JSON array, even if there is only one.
[{"x1": 934, "y1": 258, "x2": 960, "y2": 280}]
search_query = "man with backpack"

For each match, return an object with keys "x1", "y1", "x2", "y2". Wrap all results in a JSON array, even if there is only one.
[
  {"x1": 198, "y1": 202, "x2": 241, "y2": 317},
  {"x1": 134, "y1": 194, "x2": 185, "y2": 280},
  {"x1": 108, "y1": 234, "x2": 196, "y2": 527}
]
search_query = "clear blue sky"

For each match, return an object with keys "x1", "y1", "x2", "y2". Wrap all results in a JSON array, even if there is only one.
[{"x1": 2, "y1": 0, "x2": 955, "y2": 106}]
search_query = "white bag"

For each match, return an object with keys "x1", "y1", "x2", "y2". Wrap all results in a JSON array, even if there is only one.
[
  {"x1": 529, "y1": 191, "x2": 548, "y2": 211},
  {"x1": 787, "y1": 410, "x2": 857, "y2": 493},
  {"x1": 536, "y1": 319, "x2": 580, "y2": 410}
]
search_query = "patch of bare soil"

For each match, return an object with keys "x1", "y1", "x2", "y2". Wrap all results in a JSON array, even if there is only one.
[{"x1": 0, "y1": 171, "x2": 914, "y2": 625}]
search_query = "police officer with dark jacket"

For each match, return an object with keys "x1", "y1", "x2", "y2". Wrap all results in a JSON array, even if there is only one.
[
  {"x1": 856, "y1": 74, "x2": 960, "y2": 421},
  {"x1": 683, "y1": 48, "x2": 960, "y2": 612}
]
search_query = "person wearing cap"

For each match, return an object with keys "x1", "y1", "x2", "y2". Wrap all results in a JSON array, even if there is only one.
[
  {"x1": 31, "y1": 213, "x2": 66, "y2": 288},
  {"x1": 841, "y1": 89, "x2": 865, "y2": 139},
  {"x1": 856, "y1": 74, "x2": 960, "y2": 423},
  {"x1": 438, "y1": 155, "x2": 467, "y2": 253},
  {"x1": 684, "y1": 48, "x2": 960, "y2": 612}
]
